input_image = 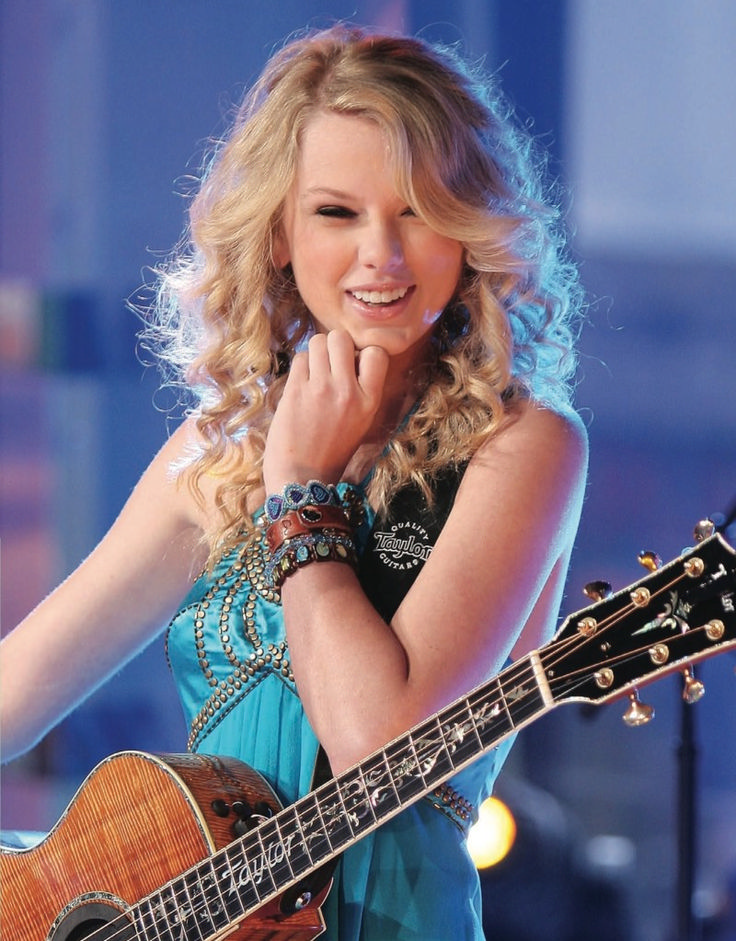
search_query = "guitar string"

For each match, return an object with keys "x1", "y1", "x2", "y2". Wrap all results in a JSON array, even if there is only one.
[
  {"x1": 75, "y1": 567, "x2": 708, "y2": 941},
  {"x1": 539, "y1": 569, "x2": 714, "y2": 683},
  {"x1": 81, "y1": 581, "x2": 688, "y2": 941},
  {"x1": 75, "y1": 647, "x2": 592, "y2": 941}
]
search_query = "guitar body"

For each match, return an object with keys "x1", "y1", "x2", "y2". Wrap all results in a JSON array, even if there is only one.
[{"x1": 0, "y1": 750, "x2": 331, "y2": 941}]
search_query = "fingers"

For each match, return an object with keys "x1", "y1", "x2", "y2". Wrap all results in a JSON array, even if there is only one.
[
  {"x1": 310, "y1": 329, "x2": 388, "y2": 406},
  {"x1": 356, "y1": 344, "x2": 389, "y2": 405},
  {"x1": 264, "y1": 330, "x2": 389, "y2": 489}
]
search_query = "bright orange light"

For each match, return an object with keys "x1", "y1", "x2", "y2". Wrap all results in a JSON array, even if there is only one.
[{"x1": 467, "y1": 796, "x2": 516, "y2": 869}]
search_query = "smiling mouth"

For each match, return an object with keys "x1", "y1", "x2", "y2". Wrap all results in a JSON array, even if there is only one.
[{"x1": 350, "y1": 286, "x2": 410, "y2": 306}]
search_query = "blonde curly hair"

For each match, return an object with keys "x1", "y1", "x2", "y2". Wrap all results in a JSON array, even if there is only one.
[{"x1": 142, "y1": 24, "x2": 583, "y2": 559}]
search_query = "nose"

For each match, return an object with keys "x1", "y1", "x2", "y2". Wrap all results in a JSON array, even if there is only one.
[{"x1": 358, "y1": 218, "x2": 405, "y2": 271}]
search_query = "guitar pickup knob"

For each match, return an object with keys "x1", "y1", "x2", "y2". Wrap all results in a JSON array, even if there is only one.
[{"x1": 622, "y1": 691, "x2": 655, "y2": 727}]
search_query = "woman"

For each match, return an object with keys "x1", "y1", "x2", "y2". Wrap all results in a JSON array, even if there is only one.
[{"x1": 1, "y1": 25, "x2": 588, "y2": 939}]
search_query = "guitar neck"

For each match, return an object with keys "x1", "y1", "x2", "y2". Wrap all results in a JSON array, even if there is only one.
[
  {"x1": 131, "y1": 654, "x2": 550, "y2": 937},
  {"x1": 65, "y1": 532, "x2": 736, "y2": 940}
]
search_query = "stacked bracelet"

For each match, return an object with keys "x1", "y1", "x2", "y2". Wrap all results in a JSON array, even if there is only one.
[
  {"x1": 265, "y1": 504, "x2": 352, "y2": 554},
  {"x1": 263, "y1": 481, "x2": 358, "y2": 588},
  {"x1": 264, "y1": 479, "x2": 341, "y2": 524},
  {"x1": 266, "y1": 530, "x2": 358, "y2": 589}
]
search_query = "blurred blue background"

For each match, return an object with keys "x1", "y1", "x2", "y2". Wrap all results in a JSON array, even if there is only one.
[{"x1": 1, "y1": 2, "x2": 734, "y2": 939}]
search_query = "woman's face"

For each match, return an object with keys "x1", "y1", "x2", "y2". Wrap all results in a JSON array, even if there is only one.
[{"x1": 277, "y1": 111, "x2": 464, "y2": 369}]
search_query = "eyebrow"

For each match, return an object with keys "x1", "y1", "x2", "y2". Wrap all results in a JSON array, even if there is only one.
[{"x1": 301, "y1": 187, "x2": 354, "y2": 200}]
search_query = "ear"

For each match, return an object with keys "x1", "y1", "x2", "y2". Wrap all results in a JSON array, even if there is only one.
[{"x1": 271, "y1": 224, "x2": 291, "y2": 269}]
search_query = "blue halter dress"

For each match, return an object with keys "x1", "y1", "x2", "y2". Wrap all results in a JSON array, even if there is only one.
[{"x1": 165, "y1": 477, "x2": 515, "y2": 939}]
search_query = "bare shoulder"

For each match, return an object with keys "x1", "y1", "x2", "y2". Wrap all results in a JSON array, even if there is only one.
[
  {"x1": 467, "y1": 399, "x2": 588, "y2": 499},
  {"x1": 476, "y1": 398, "x2": 587, "y2": 464},
  {"x1": 138, "y1": 416, "x2": 217, "y2": 529}
]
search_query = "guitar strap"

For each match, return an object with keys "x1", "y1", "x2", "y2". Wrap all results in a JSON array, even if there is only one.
[{"x1": 310, "y1": 462, "x2": 468, "y2": 789}]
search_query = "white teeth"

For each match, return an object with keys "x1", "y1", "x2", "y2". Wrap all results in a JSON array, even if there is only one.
[{"x1": 351, "y1": 286, "x2": 409, "y2": 305}]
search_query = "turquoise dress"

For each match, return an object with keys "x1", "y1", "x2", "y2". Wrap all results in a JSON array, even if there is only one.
[{"x1": 166, "y1": 481, "x2": 514, "y2": 939}]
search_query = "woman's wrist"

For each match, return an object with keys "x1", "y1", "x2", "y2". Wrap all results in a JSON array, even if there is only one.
[{"x1": 262, "y1": 479, "x2": 358, "y2": 588}]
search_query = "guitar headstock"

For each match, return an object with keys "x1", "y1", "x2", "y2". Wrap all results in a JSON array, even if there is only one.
[{"x1": 544, "y1": 523, "x2": 736, "y2": 723}]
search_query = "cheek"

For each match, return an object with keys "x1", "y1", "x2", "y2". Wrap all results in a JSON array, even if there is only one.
[{"x1": 420, "y1": 233, "x2": 464, "y2": 276}]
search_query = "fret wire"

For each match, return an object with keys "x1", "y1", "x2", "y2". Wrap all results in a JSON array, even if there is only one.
[
  {"x1": 130, "y1": 905, "x2": 144, "y2": 941},
  {"x1": 330, "y1": 776, "x2": 358, "y2": 842},
  {"x1": 311, "y1": 785, "x2": 338, "y2": 854},
  {"x1": 188, "y1": 872, "x2": 212, "y2": 938},
  {"x1": 378, "y1": 748, "x2": 401, "y2": 805},
  {"x1": 271, "y1": 811, "x2": 298, "y2": 880},
  {"x1": 211, "y1": 846, "x2": 250, "y2": 920},
  {"x1": 349, "y1": 749, "x2": 400, "y2": 824},
  {"x1": 406, "y1": 728, "x2": 432, "y2": 788},
  {"x1": 296, "y1": 789, "x2": 333, "y2": 862},
  {"x1": 201, "y1": 854, "x2": 232, "y2": 929},
  {"x1": 166, "y1": 879, "x2": 195, "y2": 940},
  {"x1": 261, "y1": 813, "x2": 298, "y2": 888},
  {"x1": 429, "y1": 712, "x2": 456, "y2": 774},
  {"x1": 340, "y1": 767, "x2": 377, "y2": 833},
  {"x1": 221, "y1": 837, "x2": 267, "y2": 912},
  {"x1": 449, "y1": 696, "x2": 484, "y2": 757},
  {"x1": 493, "y1": 674, "x2": 514, "y2": 729},
  {"x1": 383, "y1": 736, "x2": 427, "y2": 803},
  {"x1": 500, "y1": 656, "x2": 546, "y2": 726},
  {"x1": 179, "y1": 877, "x2": 205, "y2": 941},
  {"x1": 163, "y1": 882, "x2": 185, "y2": 939},
  {"x1": 185, "y1": 861, "x2": 229, "y2": 936},
  {"x1": 283, "y1": 800, "x2": 316, "y2": 872},
  {"x1": 248, "y1": 824, "x2": 279, "y2": 899},
  {"x1": 135, "y1": 896, "x2": 162, "y2": 941},
  {"x1": 355, "y1": 765, "x2": 379, "y2": 827},
  {"x1": 373, "y1": 748, "x2": 403, "y2": 821},
  {"x1": 499, "y1": 656, "x2": 536, "y2": 705}
]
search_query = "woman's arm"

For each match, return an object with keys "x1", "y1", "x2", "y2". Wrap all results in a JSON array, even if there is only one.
[
  {"x1": 0, "y1": 421, "x2": 207, "y2": 763},
  {"x1": 263, "y1": 332, "x2": 588, "y2": 774}
]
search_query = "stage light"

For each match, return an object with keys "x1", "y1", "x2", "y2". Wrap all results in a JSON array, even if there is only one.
[{"x1": 467, "y1": 796, "x2": 517, "y2": 868}]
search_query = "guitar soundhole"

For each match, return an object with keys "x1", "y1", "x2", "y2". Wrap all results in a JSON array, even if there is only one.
[{"x1": 53, "y1": 900, "x2": 136, "y2": 941}]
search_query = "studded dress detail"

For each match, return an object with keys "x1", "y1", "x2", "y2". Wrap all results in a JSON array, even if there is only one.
[{"x1": 165, "y1": 480, "x2": 515, "y2": 940}]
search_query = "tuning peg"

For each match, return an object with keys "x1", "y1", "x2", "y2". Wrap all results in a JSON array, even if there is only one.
[
  {"x1": 583, "y1": 580, "x2": 612, "y2": 602},
  {"x1": 637, "y1": 550, "x2": 662, "y2": 572},
  {"x1": 622, "y1": 691, "x2": 655, "y2": 727},
  {"x1": 682, "y1": 667, "x2": 705, "y2": 704},
  {"x1": 693, "y1": 519, "x2": 716, "y2": 543}
]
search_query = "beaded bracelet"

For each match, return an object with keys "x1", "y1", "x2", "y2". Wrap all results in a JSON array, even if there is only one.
[
  {"x1": 265, "y1": 530, "x2": 358, "y2": 588},
  {"x1": 264, "y1": 479, "x2": 341, "y2": 524},
  {"x1": 265, "y1": 504, "x2": 353, "y2": 555}
]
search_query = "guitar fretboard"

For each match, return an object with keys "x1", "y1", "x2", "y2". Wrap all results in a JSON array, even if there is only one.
[{"x1": 131, "y1": 655, "x2": 549, "y2": 940}]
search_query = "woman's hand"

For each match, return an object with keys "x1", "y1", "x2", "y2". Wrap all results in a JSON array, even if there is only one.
[{"x1": 263, "y1": 329, "x2": 389, "y2": 491}]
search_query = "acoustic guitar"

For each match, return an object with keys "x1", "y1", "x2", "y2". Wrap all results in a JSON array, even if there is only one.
[{"x1": 2, "y1": 525, "x2": 734, "y2": 941}]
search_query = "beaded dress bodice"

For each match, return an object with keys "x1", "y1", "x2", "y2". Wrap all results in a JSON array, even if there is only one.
[{"x1": 164, "y1": 479, "x2": 514, "y2": 940}]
